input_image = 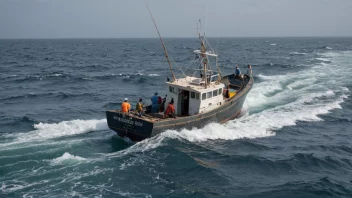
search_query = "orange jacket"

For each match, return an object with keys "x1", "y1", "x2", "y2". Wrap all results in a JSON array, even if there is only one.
[
  {"x1": 165, "y1": 103, "x2": 175, "y2": 115},
  {"x1": 121, "y1": 102, "x2": 131, "y2": 113}
]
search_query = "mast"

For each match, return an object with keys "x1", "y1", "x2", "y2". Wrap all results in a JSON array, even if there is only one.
[
  {"x1": 216, "y1": 56, "x2": 222, "y2": 81},
  {"x1": 216, "y1": 38, "x2": 222, "y2": 81},
  {"x1": 198, "y1": 20, "x2": 208, "y2": 88},
  {"x1": 201, "y1": 38, "x2": 208, "y2": 89},
  {"x1": 144, "y1": 0, "x2": 176, "y2": 81}
]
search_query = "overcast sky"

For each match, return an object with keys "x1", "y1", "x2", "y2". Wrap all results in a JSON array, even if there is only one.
[{"x1": 0, "y1": 0, "x2": 351, "y2": 38}]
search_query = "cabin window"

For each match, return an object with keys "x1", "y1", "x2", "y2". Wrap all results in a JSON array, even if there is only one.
[
  {"x1": 196, "y1": 93, "x2": 200, "y2": 100},
  {"x1": 218, "y1": 88, "x2": 222, "y2": 95},
  {"x1": 169, "y1": 86, "x2": 175, "y2": 93},
  {"x1": 213, "y1": 90, "x2": 218, "y2": 97},
  {"x1": 207, "y1": 91, "x2": 212, "y2": 99},
  {"x1": 191, "y1": 92, "x2": 195, "y2": 99},
  {"x1": 211, "y1": 76, "x2": 217, "y2": 82},
  {"x1": 202, "y1": 93, "x2": 206, "y2": 100}
]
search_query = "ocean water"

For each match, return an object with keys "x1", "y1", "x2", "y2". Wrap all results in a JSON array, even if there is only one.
[{"x1": 0, "y1": 37, "x2": 351, "y2": 197}]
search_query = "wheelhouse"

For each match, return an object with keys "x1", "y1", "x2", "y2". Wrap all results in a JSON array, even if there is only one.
[{"x1": 166, "y1": 76, "x2": 225, "y2": 116}]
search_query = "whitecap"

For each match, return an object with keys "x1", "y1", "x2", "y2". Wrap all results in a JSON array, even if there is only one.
[
  {"x1": 316, "y1": 57, "x2": 330, "y2": 62},
  {"x1": 148, "y1": 74, "x2": 160, "y2": 77},
  {"x1": 289, "y1": 52, "x2": 307, "y2": 55},
  {"x1": 0, "y1": 119, "x2": 109, "y2": 147},
  {"x1": 50, "y1": 152, "x2": 86, "y2": 165}
]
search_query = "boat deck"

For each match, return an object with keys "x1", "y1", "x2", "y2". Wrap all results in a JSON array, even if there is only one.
[{"x1": 107, "y1": 110, "x2": 176, "y2": 123}]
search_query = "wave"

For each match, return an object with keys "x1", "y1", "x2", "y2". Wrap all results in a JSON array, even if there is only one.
[
  {"x1": 4, "y1": 71, "x2": 160, "y2": 84},
  {"x1": 50, "y1": 152, "x2": 86, "y2": 165},
  {"x1": 316, "y1": 57, "x2": 331, "y2": 62},
  {"x1": 83, "y1": 64, "x2": 110, "y2": 70},
  {"x1": 3, "y1": 61, "x2": 18, "y2": 65},
  {"x1": 93, "y1": 72, "x2": 160, "y2": 80},
  {"x1": 286, "y1": 77, "x2": 317, "y2": 90},
  {"x1": 322, "y1": 46, "x2": 333, "y2": 50},
  {"x1": 33, "y1": 119, "x2": 108, "y2": 139},
  {"x1": 13, "y1": 72, "x2": 70, "y2": 83},
  {"x1": 0, "y1": 92, "x2": 97, "y2": 102},
  {"x1": 1, "y1": 74, "x2": 18, "y2": 79},
  {"x1": 0, "y1": 119, "x2": 109, "y2": 148},
  {"x1": 0, "y1": 93, "x2": 41, "y2": 101},
  {"x1": 183, "y1": 95, "x2": 342, "y2": 143},
  {"x1": 7, "y1": 116, "x2": 38, "y2": 127},
  {"x1": 1, "y1": 180, "x2": 50, "y2": 194},
  {"x1": 248, "y1": 176, "x2": 352, "y2": 197},
  {"x1": 289, "y1": 52, "x2": 307, "y2": 55},
  {"x1": 147, "y1": 74, "x2": 160, "y2": 77}
]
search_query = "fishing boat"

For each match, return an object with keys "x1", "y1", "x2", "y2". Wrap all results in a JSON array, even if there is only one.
[{"x1": 106, "y1": 3, "x2": 254, "y2": 141}]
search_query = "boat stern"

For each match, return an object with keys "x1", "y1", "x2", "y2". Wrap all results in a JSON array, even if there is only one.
[{"x1": 106, "y1": 110, "x2": 154, "y2": 141}]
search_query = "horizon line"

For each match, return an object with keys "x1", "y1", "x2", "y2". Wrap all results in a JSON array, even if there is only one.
[{"x1": 1, "y1": 36, "x2": 352, "y2": 40}]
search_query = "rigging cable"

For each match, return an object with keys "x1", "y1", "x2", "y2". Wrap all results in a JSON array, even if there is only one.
[{"x1": 144, "y1": 0, "x2": 176, "y2": 81}]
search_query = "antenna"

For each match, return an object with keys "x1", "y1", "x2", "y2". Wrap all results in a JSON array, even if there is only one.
[
  {"x1": 216, "y1": 37, "x2": 222, "y2": 81},
  {"x1": 144, "y1": 0, "x2": 176, "y2": 82},
  {"x1": 204, "y1": 1, "x2": 208, "y2": 38}
]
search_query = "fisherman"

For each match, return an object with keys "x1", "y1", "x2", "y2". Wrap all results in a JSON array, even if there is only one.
[
  {"x1": 159, "y1": 94, "x2": 167, "y2": 112},
  {"x1": 247, "y1": 64, "x2": 252, "y2": 77},
  {"x1": 151, "y1": 92, "x2": 159, "y2": 113},
  {"x1": 135, "y1": 98, "x2": 144, "y2": 117},
  {"x1": 121, "y1": 98, "x2": 131, "y2": 114},
  {"x1": 164, "y1": 100, "x2": 176, "y2": 118},
  {"x1": 235, "y1": 66, "x2": 241, "y2": 78},
  {"x1": 226, "y1": 85, "x2": 230, "y2": 98},
  {"x1": 158, "y1": 95, "x2": 162, "y2": 106}
]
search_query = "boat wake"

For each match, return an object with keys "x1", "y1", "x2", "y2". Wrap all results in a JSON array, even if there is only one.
[
  {"x1": 1, "y1": 51, "x2": 351, "y2": 156},
  {"x1": 109, "y1": 50, "x2": 351, "y2": 153}
]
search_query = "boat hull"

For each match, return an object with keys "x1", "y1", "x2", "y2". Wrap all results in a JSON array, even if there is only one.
[
  {"x1": 151, "y1": 90, "x2": 248, "y2": 135},
  {"x1": 106, "y1": 77, "x2": 252, "y2": 141}
]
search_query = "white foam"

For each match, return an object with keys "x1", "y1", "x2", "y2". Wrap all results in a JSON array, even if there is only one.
[
  {"x1": 50, "y1": 152, "x2": 86, "y2": 165},
  {"x1": 1, "y1": 180, "x2": 49, "y2": 193},
  {"x1": 49, "y1": 74, "x2": 62, "y2": 77},
  {"x1": 6, "y1": 119, "x2": 109, "y2": 145},
  {"x1": 286, "y1": 77, "x2": 317, "y2": 90},
  {"x1": 316, "y1": 57, "x2": 330, "y2": 62},
  {"x1": 289, "y1": 52, "x2": 307, "y2": 55},
  {"x1": 270, "y1": 43, "x2": 276, "y2": 46},
  {"x1": 171, "y1": 94, "x2": 344, "y2": 143},
  {"x1": 148, "y1": 74, "x2": 160, "y2": 77},
  {"x1": 106, "y1": 131, "x2": 175, "y2": 158},
  {"x1": 34, "y1": 119, "x2": 108, "y2": 138},
  {"x1": 342, "y1": 87, "x2": 350, "y2": 92},
  {"x1": 257, "y1": 73, "x2": 277, "y2": 80}
]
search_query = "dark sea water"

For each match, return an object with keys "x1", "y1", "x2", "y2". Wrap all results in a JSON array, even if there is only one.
[{"x1": 0, "y1": 37, "x2": 351, "y2": 197}]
